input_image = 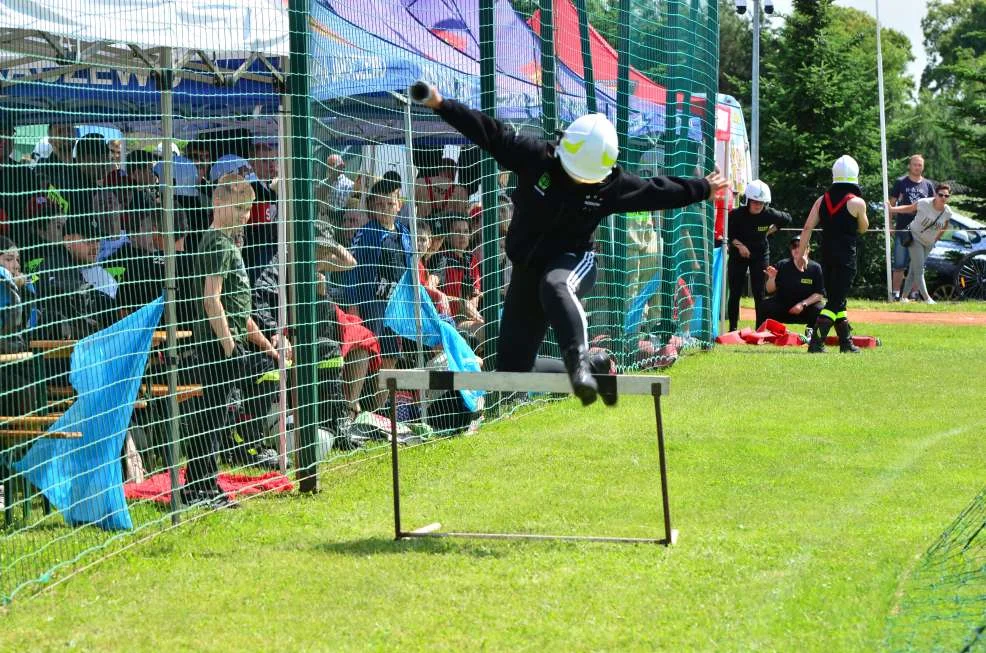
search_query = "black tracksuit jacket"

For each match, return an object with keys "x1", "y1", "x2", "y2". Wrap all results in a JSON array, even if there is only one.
[{"x1": 434, "y1": 99, "x2": 711, "y2": 268}]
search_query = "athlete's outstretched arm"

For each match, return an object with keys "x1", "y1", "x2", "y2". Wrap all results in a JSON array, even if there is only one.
[
  {"x1": 610, "y1": 169, "x2": 727, "y2": 214},
  {"x1": 416, "y1": 83, "x2": 545, "y2": 174},
  {"x1": 795, "y1": 197, "x2": 822, "y2": 271}
]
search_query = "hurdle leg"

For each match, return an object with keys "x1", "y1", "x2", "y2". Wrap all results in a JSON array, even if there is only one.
[
  {"x1": 388, "y1": 378, "x2": 403, "y2": 540},
  {"x1": 653, "y1": 386, "x2": 675, "y2": 546}
]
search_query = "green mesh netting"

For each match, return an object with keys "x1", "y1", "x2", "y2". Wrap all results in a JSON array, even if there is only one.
[
  {"x1": 887, "y1": 486, "x2": 986, "y2": 653},
  {"x1": 0, "y1": 0, "x2": 720, "y2": 603}
]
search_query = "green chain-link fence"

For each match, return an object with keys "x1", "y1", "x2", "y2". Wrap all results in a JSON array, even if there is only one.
[{"x1": 0, "y1": 0, "x2": 720, "y2": 603}]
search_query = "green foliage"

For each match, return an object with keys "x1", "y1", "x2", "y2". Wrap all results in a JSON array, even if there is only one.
[
  {"x1": 918, "y1": 0, "x2": 986, "y2": 216},
  {"x1": 759, "y1": 2, "x2": 913, "y2": 222},
  {"x1": 1, "y1": 321, "x2": 984, "y2": 651}
]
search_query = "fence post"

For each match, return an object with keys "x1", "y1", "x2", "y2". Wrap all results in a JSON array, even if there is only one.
[
  {"x1": 479, "y1": 0, "x2": 501, "y2": 379},
  {"x1": 287, "y1": 0, "x2": 319, "y2": 493},
  {"x1": 614, "y1": 0, "x2": 631, "y2": 366}
]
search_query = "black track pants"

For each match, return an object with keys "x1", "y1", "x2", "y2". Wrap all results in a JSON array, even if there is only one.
[
  {"x1": 727, "y1": 253, "x2": 767, "y2": 331},
  {"x1": 496, "y1": 252, "x2": 597, "y2": 372},
  {"x1": 756, "y1": 297, "x2": 822, "y2": 328},
  {"x1": 819, "y1": 257, "x2": 856, "y2": 321}
]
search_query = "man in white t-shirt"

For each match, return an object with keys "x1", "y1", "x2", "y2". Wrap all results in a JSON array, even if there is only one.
[
  {"x1": 889, "y1": 182, "x2": 952, "y2": 303},
  {"x1": 321, "y1": 154, "x2": 355, "y2": 218}
]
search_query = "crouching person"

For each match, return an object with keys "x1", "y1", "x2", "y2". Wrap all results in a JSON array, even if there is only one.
[{"x1": 757, "y1": 235, "x2": 825, "y2": 332}]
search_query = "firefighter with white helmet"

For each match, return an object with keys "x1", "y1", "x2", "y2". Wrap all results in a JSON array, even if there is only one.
[
  {"x1": 725, "y1": 178, "x2": 792, "y2": 331},
  {"x1": 412, "y1": 82, "x2": 728, "y2": 405},
  {"x1": 795, "y1": 155, "x2": 869, "y2": 353}
]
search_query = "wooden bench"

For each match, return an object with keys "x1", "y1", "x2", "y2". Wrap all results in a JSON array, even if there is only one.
[
  {"x1": 49, "y1": 384, "x2": 201, "y2": 404},
  {"x1": 0, "y1": 430, "x2": 82, "y2": 440},
  {"x1": 0, "y1": 414, "x2": 63, "y2": 429},
  {"x1": 145, "y1": 384, "x2": 204, "y2": 403},
  {"x1": 29, "y1": 330, "x2": 193, "y2": 359},
  {"x1": 0, "y1": 352, "x2": 34, "y2": 364}
]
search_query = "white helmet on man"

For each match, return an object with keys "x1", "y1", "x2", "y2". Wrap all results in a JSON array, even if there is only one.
[
  {"x1": 832, "y1": 155, "x2": 860, "y2": 185},
  {"x1": 744, "y1": 179, "x2": 771, "y2": 205},
  {"x1": 557, "y1": 113, "x2": 619, "y2": 184}
]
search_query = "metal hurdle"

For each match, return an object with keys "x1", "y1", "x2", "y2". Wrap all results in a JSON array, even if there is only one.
[{"x1": 380, "y1": 370, "x2": 678, "y2": 546}]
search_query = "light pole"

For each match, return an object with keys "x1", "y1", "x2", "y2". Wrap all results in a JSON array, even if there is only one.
[
  {"x1": 735, "y1": 0, "x2": 772, "y2": 179},
  {"x1": 875, "y1": 0, "x2": 893, "y2": 301}
]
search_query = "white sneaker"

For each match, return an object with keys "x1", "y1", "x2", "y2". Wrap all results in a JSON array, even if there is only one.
[
  {"x1": 900, "y1": 298, "x2": 912, "y2": 303},
  {"x1": 925, "y1": 298, "x2": 936, "y2": 305}
]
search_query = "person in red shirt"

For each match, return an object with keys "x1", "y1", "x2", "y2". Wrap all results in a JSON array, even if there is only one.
[
  {"x1": 439, "y1": 214, "x2": 484, "y2": 343},
  {"x1": 414, "y1": 219, "x2": 451, "y2": 316}
]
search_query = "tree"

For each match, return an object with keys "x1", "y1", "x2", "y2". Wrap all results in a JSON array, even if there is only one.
[
  {"x1": 918, "y1": 0, "x2": 986, "y2": 214},
  {"x1": 758, "y1": 1, "x2": 913, "y2": 220},
  {"x1": 921, "y1": 0, "x2": 986, "y2": 94}
]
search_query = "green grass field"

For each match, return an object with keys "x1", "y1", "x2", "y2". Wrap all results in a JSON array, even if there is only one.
[{"x1": 2, "y1": 320, "x2": 984, "y2": 652}]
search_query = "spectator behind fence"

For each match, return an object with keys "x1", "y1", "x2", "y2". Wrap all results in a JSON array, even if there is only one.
[
  {"x1": 310, "y1": 222, "x2": 382, "y2": 428},
  {"x1": 320, "y1": 153, "x2": 355, "y2": 220},
  {"x1": 342, "y1": 177, "x2": 412, "y2": 406},
  {"x1": 758, "y1": 235, "x2": 825, "y2": 330},
  {"x1": 415, "y1": 157, "x2": 469, "y2": 218},
  {"x1": 36, "y1": 204, "x2": 119, "y2": 340},
  {"x1": 0, "y1": 235, "x2": 38, "y2": 416},
  {"x1": 336, "y1": 208, "x2": 368, "y2": 249},
  {"x1": 414, "y1": 219, "x2": 452, "y2": 317},
  {"x1": 0, "y1": 113, "x2": 45, "y2": 247},
  {"x1": 209, "y1": 154, "x2": 277, "y2": 282},
  {"x1": 34, "y1": 123, "x2": 75, "y2": 192},
  {"x1": 183, "y1": 173, "x2": 287, "y2": 509},
  {"x1": 0, "y1": 235, "x2": 38, "y2": 352},
  {"x1": 252, "y1": 219, "x2": 369, "y2": 450},
  {"x1": 107, "y1": 208, "x2": 193, "y2": 317},
  {"x1": 889, "y1": 155, "x2": 936, "y2": 301},
  {"x1": 251, "y1": 142, "x2": 279, "y2": 188},
  {"x1": 439, "y1": 213, "x2": 484, "y2": 344},
  {"x1": 891, "y1": 182, "x2": 953, "y2": 304}
]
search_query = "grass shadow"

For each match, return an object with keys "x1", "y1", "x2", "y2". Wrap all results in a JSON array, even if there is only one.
[{"x1": 314, "y1": 536, "x2": 508, "y2": 559}]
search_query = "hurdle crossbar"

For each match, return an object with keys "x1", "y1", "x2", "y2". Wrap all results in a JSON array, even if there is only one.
[{"x1": 381, "y1": 370, "x2": 677, "y2": 546}]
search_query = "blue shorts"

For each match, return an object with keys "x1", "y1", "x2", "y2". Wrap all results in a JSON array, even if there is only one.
[{"x1": 893, "y1": 232, "x2": 911, "y2": 270}]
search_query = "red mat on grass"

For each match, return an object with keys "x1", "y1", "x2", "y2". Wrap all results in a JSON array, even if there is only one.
[
  {"x1": 715, "y1": 319, "x2": 879, "y2": 348},
  {"x1": 124, "y1": 468, "x2": 293, "y2": 504}
]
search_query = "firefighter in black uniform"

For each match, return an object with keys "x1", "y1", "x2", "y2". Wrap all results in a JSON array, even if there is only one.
[
  {"x1": 795, "y1": 155, "x2": 869, "y2": 353},
  {"x1": 726, "y1": 179, "x2": 792, "y2": 331},
  {"x1": 413, "y1": 82, "x2": 727, "y2": 405}
]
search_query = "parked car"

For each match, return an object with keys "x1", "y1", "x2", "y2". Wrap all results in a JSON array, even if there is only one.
[{"x1": 924, "y1": 211, "x2": 986, "y2": 300}]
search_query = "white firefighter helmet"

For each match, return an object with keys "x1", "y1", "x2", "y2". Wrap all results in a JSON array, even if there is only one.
[
  {"x1": 744, "y1": 179, "x2": 772, "y2": 205},
  {"x1": 557, "y1": 113, "x2": 619, "y2": 184},
  {"x1": 832, "y1": 155, "x2": 860, "y2": 185}
]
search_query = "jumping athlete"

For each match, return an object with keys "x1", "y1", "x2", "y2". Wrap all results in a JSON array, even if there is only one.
[
  {"x1": 795, "y1": 155, "x2": 869, "y2": 353},
  {"x1": 413, "y1": 82, "x2": 728, "y2": 405}
]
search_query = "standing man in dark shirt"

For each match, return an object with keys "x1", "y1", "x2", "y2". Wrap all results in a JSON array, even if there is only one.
[
  {"x1": 0, "y1": 113, "x2": 44, "y2": 248},
  {"x1": 796, "y1": 156, "x2": 869, "y2": 354},
  {"x1": 414, "y1": 82, "x2": 727, "y2": 405},
  {"x1": 757, "y1": 236, "x2": 825, "y2": 329},
  {"x1": 183, "y1": 174, "x2": 286, "y2": 508},
  {"x1": 726, "y1": 180, "x2": 792, "y2": 332},
  {"x1": 889, "y1": 155, "x2": 935, "y2": 301}
]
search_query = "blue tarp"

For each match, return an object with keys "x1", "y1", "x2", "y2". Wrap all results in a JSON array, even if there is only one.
[
  {"x1": 13, "y1": 297, "x2": 164, "y2": 531},
  {"x1": 384, "y1": 271, "x2": 483, "y2": 411}
]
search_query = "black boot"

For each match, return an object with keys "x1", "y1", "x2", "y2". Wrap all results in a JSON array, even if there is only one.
[
  {"x1": 807, "y1": 318, "x2": 832, "y2": 354},
  {"x1": 563, "y1": 345, "x2": 598, "y2": 407},
  {"x1": 835, "y1": 319, "x2": 860, "y2": 353},
  {"x1": 588, "y1": 350, "x2": 617, "y2": 407}
]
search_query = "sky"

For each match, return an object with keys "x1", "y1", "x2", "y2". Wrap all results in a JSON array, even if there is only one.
[{"x1": 767, "y1": 0, "x2": 929, "y2": 87}]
